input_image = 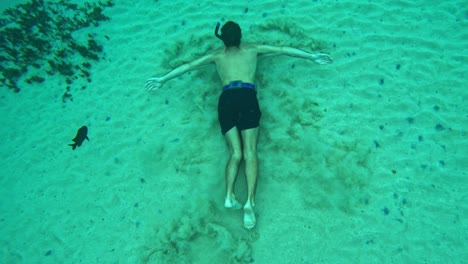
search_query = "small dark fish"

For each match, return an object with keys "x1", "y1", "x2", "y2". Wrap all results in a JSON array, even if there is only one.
[{"x1": 69, "y1": 126, "x2": 89, "y2": 150}]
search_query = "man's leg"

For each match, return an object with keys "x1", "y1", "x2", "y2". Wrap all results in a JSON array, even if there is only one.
[
  {"x1": 224, "y1": 127, "x2": 243, "y2": 209},
  {"x1": 241, "y1": 127, "x2": 259, "y2": 229}
]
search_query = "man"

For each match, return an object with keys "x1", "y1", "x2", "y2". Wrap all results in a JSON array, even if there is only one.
[{"x1": 146, "y1": 21, "x2": 332, "y2": 229}]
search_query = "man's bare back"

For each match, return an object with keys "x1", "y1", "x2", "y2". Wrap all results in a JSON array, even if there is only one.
[{"x1": 213, "y1": 43, "x2": 259, "y2": 85}]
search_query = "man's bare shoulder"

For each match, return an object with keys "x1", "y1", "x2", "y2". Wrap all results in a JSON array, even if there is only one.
[
  {"x1": 210, "y1": 46, "x2": 223, "y2": 52},
  {"x1": 241, "y1": 43, "x2": 279, "y2": 54},
  {"x1": 240, "y1": 42, "x2": 260, "y2": 50},
  {"x1": 209, "y1": 43, "x2": 260, "y2": 53},
  {"x1": 197, "y1": 46, "x2": 223, "y2": 63}
]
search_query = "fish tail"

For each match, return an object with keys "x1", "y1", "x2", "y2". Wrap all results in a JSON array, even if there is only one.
[{"x1": 69, "y1": 143, "x2": 77, "y2": 150}]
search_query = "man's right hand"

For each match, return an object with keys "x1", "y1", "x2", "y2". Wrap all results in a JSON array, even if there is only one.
[{"x1": 145, "y1": 77, "x2": 163, "y2": 91}]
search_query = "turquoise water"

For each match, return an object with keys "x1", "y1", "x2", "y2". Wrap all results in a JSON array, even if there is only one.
[{"x1": 1, "y1": 0, "x2": 467, "y2": 263}]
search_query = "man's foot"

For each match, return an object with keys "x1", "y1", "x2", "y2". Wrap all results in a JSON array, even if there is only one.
[
  {"x1": 243, "y1": 205, "x2": 256, "y2": 229},
  {"x1": 224, "y1": 197, "x2": 242, "y2": 209}
]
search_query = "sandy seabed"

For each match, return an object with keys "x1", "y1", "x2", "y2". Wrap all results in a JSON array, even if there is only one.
[{"x1": 1, "y1": 0, "x2": 467, "y2": 263}]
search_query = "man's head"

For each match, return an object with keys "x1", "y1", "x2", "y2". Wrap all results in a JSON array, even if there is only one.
[{"x1": 215, "y1": 21, "x2": 242, "y2": 48}]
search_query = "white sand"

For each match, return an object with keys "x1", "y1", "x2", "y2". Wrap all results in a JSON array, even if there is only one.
[{"x1": 1, "y1": 0, "x2": 467, "y2": 263}]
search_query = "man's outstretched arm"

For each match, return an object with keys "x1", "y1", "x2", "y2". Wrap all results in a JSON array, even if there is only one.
[
  {"x1": 257, "y1": 44, "x2": 333, "y2": 64},
  {"x1": 146, "y1": 52, "x2": 216, "y2": 91}
]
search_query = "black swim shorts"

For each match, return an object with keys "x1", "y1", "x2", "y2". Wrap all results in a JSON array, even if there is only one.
[{"x1": 218, "y1": 88, "x2": 262, "y2": 135}]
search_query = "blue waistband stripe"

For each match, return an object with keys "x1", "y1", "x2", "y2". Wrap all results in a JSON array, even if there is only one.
[{"x1": 222, "y1": 81, "x2": 256, "y2": 92}]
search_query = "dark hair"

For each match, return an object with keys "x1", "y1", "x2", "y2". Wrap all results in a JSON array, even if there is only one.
[{"x1": 215, "y1": 21, "x2": 242, "y2": 48}]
